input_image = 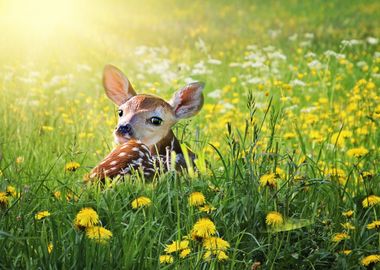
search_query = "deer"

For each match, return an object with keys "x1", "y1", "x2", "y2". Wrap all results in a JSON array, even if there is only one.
[{"x1": 88, "y1": 65, "x2": 205, "y2": 181}]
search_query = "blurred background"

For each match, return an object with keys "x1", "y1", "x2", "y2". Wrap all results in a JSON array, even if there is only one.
[
  {"x1": 0, "y1": 0, "x2": 379, "y2": 166},
  {"x1": 1, "y1": 0, "x2": 379, "y2": 65}
]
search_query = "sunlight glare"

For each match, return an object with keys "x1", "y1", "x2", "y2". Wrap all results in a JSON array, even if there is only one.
[{"x1": 2, "y1": 0, "x2": 80, "y2": 36}]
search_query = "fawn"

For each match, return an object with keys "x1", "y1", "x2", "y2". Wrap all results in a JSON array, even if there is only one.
[{"x1": 88, "y1": 65, "x2": 204, "y2": 180}]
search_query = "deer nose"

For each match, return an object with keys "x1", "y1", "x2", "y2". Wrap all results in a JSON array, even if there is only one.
[{"x1": 117, "y1": 124, "x2": 133, "y2": 135}]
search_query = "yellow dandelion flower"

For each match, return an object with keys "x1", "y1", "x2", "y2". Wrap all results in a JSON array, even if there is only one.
[
  {"x1": 131, "y1": 196, "x2": 152, "y2": 209},
  {"x1": 6, "y1": 186, "x2": 17, "y2": 197},
  {"x1": 366, "y1": 81, "x2": 376, "y2": 90},
  {"x1": 217, "y1": 251, "x2": 229, "y2": 261},
  {"x1": 42, "y1": 126, "x2": 54, "y2": 132},
  {"x1": 66, "y1": 192, "x2": 78, "y2": 202},
  {"x1": 188, "y1": 192, "x2": 206, "y2": 206},
  {"x1": 331, "y1": 131, "x2": 352, "y2": 146},
  {"x1": 16, "y1": 156, "x2": 24, "y2": 164},
  {"x1": 86, "y1": 226, "x2": 112, "y2": 243},
  {"x1": 159, "y1": 255, "x2": 174, "y2": 264},
  {"x1": 0, "y1": 192, "x2": 9, "y2": 207},
  {"x1": 275, "y1": 168, "x2": 285, "y2": 179},
  {"x1": 362, "y1": 195, "x2": 380, "y2": 208},
  {"x1": 204, "y1": 250, "x2": 229, "y2": 261},
  {"x1": 361, "y1": 171, "x2": 374, "y2": 181},
  {"x1": 164, "y1": 240, "x2": 189, "y2": 253},
  {"x1": 47, "y1": 243, "x2": 53, "y2": 254},
  {"x1": 283, "y1": 132, "x2": 296, "y2": 139},
  {"x1": 203, "y1": 237, "x2": 230, "y2": 251},
  {"x1": 259, "y1": 173, "x2": 277, "y2": 188},
  {"x1": 361, "y1": 254, "x2": 380, "y2": 267},
  {"x1": 74, "y1": 207, "x2": 99, "y2": 229},
  {"x1": 199, "y1": 204, "x2": 216, "y2": 213},
  {"x1": 65, "y1": 161, "x2": 80, "y2": 172},
  {"x1": 35, "y1": 211, "x2": 51, "y2": 220},
  {"x1": 342, "y1": 210, "x2": 354, "y2": 218},
  {"x1": 341, "y1": 222, "x2": 355, "y2": 230},
  {"x1": 192, "y1": 218, "x2": 217, "y2": 239},
  {"x1": 53, "y1": 191, "x2": 61, "y2": 199},
  {"x1": 179, "y1": 248, "x2": 191, "y2": 258},
  {"x1": 266, "y1": 211, "x2": 284, "y2": 226},
  {"x1": 367, "y1": 220, "x2": 380, "y2": 230},
  {"x1": 347, "y1": 147, "x2": 369, "y2": 158},
  {"x1": 324, "y1": 168, "x2": 346, "y2": 185},
  {"x1": 340, "y1": 250, "x2": 352, "y2": 255},
  {"x1": 208, "y1": 185, "x2": 220, "y2": 192},
  {"x1": 331, "y1": 232, "x2": 350, "y2": 243},
  {"x1": 203, "y1": 250, "x2": 212, "y2": 261}
]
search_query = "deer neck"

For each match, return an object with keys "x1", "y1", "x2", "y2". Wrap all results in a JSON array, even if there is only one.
[{"x1": 149, "y1": 129, "x2": 182, "y2": 156}]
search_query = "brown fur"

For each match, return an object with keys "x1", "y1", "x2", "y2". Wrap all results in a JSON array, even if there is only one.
[{"x1": 89, "y1": 140, "x2": 155, "y2": 180}]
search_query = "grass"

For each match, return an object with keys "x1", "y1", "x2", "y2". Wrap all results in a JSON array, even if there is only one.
[{"x1": 0, "y1": 0, "x2": 380, "y2": 269}]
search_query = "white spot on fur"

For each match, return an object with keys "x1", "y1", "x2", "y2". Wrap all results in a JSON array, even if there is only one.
[
  {"x1": 118, "y1": 152, "x2": 127, "y2": 157},
  {"x1": 132, "y1": 147, "x2": 140, "y2": 152},
  {"x1": 141, "y1": 144, "x2": 150, "y2": 152},
  {"x1": 110, "y1": 161, "x2": 117, "y2": 165}
]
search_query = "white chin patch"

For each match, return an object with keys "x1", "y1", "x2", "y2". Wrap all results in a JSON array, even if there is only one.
[{"x1": 115, "y1": 135, "x2": 130, "y2": 144}]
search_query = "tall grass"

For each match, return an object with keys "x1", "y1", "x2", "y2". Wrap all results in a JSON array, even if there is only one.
[{"x1": 1, "y1": 0, "x2": 380, "y2": 269}]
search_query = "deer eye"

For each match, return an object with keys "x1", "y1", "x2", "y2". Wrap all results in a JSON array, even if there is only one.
[
  {"x1": 118, "y1": 110, "x2": 123, "y2": 117},
  {"x1": 149, "y1": 117, "x2": 163, "y2": 126}
]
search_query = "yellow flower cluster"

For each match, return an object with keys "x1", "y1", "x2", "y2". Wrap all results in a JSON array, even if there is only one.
[
  {"x1": 74, "y1": 207, "x2": 112, "y2": 244},
  {"x1": 160, "y1": 207, "x2": 230, "y2": 265},
  {"x1": 0, "y1": 185, "x2": 19, "y2": 208},
  {"x1": 86, "y1": 226, "x2": 113, "y2": 244},
  {"x1": 164, "y1": 240, "x2": 191, "y2": 259},
  {"x1": 324, "y1": 168, "x2": 346, "y2": 185},
  {"x1": 160, "y1": 217, "x2": 230, "y2": 264},
  {"x1": 203, "y1": 237, "x2": 230, "y2": 261},
  {"x1": 188, "y1": 192, "x2": 216, "y2": 213}
]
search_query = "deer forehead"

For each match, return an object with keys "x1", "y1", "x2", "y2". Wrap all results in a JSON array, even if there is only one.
[{"x1": 120, "y1": 95, "x2": 175, "y2": 117}]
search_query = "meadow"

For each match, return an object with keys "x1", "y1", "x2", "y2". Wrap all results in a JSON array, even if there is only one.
[{"x1": 0, "y1": 0, "x2": 380, "y2": 269}]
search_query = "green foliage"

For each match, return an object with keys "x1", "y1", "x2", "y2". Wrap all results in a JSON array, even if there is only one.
[{"x1": 1, "y1": 0, "x2": 380, "y2": 269}]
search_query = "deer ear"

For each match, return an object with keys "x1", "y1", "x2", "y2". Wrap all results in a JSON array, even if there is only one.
[
  {"x1": 103, "y1": 65, "x2": 136, "y2": 106},
  {"x1": 170, "y1": 82, "x2": 205, "y2": 119}
]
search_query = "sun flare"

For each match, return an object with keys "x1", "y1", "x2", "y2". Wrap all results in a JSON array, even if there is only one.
[{"x1": 1, "y1": 0, "x2": 81, "y2": 37}]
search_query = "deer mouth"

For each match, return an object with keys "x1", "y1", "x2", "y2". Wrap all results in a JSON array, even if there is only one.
[{"x1": 114, "y1": 131, "x2": 133, "y2": 144}]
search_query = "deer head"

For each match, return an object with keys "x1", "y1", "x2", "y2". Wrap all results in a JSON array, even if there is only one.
[{"x1": 103, "y1": 65, "x2": 205, "y2": 151}]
